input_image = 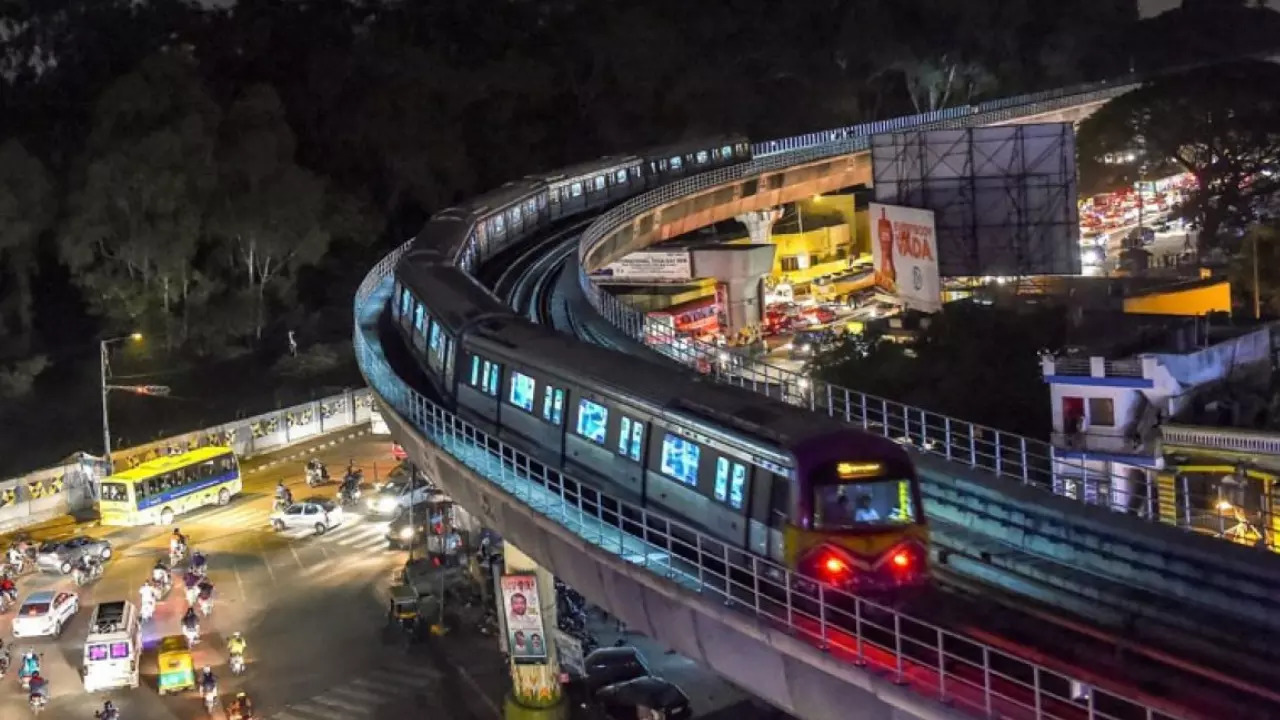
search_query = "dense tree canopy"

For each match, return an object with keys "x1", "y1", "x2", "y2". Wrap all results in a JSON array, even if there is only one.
[
  {"x1": 810, "y1": 303, "x2": 1069, "y2": 437},
  {"x1": 1077, "y1": 61, "x2": 1280, "y2": 249}
]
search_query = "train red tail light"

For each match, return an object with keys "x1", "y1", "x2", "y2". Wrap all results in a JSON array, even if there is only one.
[
  {"x1": 890, "y1": 549, "x2": 911, "y2": 570},
  {"x1": 823, "y1": 556, "x2": 848, "y2": 576}
]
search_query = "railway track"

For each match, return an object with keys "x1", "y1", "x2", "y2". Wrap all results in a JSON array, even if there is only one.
[{"x1": 477, "y1": 232, "x2": 1280, "y2": 719}]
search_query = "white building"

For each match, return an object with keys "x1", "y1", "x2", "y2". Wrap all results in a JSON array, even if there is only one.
[{"x1": 1041, "y1": 313, "x2": 1275, "y2": 512}]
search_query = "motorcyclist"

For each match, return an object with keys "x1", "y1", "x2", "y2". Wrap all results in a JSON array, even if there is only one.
[
  {"x1": 0, "y1": 573, "x2": 16, "y2": 604},
  {"x1": 19, "y1": 649, "x2": 39, "y2": 679},
  {"x1": 183, "y1": 569, "x2": 201, "y2": 605},
  {"x1": 27, "y1": 670, "x2": 47, "y2": 702},
  {"x1": 191, "y1": 549, "x2": 208, "y2": 577},
  {"x1": 96, "y1": 700, "x2": 120, "y2": 720},
  {"x1": 227, "y1": 631, "x2": 246, "y2": 657},
  {"x1": 74, "y1": 555, "x2": 95, "y2": 583},
  {"x1": 170, "y1": 528, "x2": 187, "y2": 557},
  {"x1": 152, "y1": 558, "x2": 171, "y2": 587},
  {"x1": 6, "y1": 544, "x2": 22, "y2": 569},
  {"x1": 182, "y1": 606, "x2": 200, "y2": 642},
  {"x1": 197, "y1": 579, "x2": 214, "y2": 615},
  {"x1": 199, "y1": 665, "x2": 217, "y2": 695},
  {"x1": 339, "y1": 470, "x2": 360, "y2": 499},
  {"x1": 274, "y1": 481, "x2": 292, "y2": 508},
  {"x1": 139, "y1": 583, "x2": 157, "y2": 621},
  {"x1": 229, "y1": 691, "x2": 255, "y2": 720}
]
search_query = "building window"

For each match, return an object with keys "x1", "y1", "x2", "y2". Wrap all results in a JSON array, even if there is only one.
[
  {"x1": 617, "y1": 417, "x2": 644, "y2": 462},
  {"x1": 1088, "y1": 397, "x2": 1115, "y2": 427},
  {"x1": 542, "y1": 386, "x2": 565, "y2": 425},
  {"x1": 576, "y1": 399, "x2": 608, "y2": 445},
  {"x1": 780, "y1": 256, "x2": 801, "y2": 272}
]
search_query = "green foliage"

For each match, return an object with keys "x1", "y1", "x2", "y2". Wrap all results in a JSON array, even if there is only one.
[
  {"x1": 272, "y1": 342, "x2": 351, "y2": 380},
  {"x1": 810, "y1": 303, "x2": 1068, "y2": 436},
  {"x1": 0, "y1": 139, "x2": 55, "y2": 344},
  {"x1": 1076, "y1": 61, "x2": 1280, "y2": 248},
  {"x1": 0, "y1": 355, "x2": 49, "y2": 399}
]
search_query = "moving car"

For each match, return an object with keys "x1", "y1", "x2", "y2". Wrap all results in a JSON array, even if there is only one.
[
  {"x1": 385, "y1": 498, "x2": 445, "y2": 549},
  {"x1": 269, "y1": 497, "x2": 344, "y2": 535},
  {"x1": 37, "y1": 536, "x2": 113, "y2": 574},
  {"x1": 582, "y1": 646, "x2": 651, "y2": 695},
  {"x1": 12, "y1": 590, "x2": 79, "y2": 638},
  {"x1": 596, "y1": 676, "x2": 693, "y2": 720},
  {"x1": 367, "y1": 467, "x2": 436, "y2": 517}
]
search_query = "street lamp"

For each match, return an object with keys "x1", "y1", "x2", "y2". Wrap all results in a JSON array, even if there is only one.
[{"x1": 100, "y1": 333, "x2": 166, "y2": 474}]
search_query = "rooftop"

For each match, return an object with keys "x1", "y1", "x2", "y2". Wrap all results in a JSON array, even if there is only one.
[{"x1": 1057, "y1": 311, "x2": 1265, "y2": 360}]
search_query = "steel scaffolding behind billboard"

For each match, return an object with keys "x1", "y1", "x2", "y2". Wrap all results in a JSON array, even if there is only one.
[{"x1": 870, "y1": 124, "x2": 1080, "y2": 278}]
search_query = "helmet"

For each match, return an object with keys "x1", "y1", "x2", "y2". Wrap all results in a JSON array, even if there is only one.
[
  {"x1": 203, "y1": 665, "x2": 212, "y2": 673},
  {"x1": 233, "y1": 631, "x2": 242, "y2": 638}
]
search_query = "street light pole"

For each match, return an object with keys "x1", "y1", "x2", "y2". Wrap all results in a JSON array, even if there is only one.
[{"x1": 99, "y1": 333, "x2": 143, "y2": 475}]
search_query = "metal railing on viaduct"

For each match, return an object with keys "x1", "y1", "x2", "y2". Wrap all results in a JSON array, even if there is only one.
[{"x1": 355, "y1": 80, "x2": 1190, "y2": 720}]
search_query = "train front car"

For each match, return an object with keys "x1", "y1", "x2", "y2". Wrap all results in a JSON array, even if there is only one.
[{"x1": 786, "y1": 430, "x2": 928, "y2": 595}]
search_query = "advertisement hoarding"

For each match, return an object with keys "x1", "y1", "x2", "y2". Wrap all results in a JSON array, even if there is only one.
[
  {"x1": 500, "y1": 573, "x2": 548, "y2": 664},
  {"x1": 869, "y1": 203, "x2": 941, "y2": 313},
  {"x1": 593, "y1": 251, "x2": 692, "y2": 282}
]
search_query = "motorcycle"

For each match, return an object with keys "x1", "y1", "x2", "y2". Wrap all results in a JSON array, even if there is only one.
[
  {"x1": 29, "y1": 692, "x2": 47, "y2": 714},
  {"x1": 140, "y1": 600, "x2": 155, "y2": 622},
  {"x1": 203, "y1": 686, "x2": 219, "y2": 712},
  {"x1": 73, "y1": 561, "x2": 104, "y2": 587},
  {"x1": 337, "y1": 484, "x2": 361, "y2": 508},
  {"x1": 185, "y1": 586, "x2": 200, "y2": 607},
  {"x1": 305, "y1": 462, "x2": 329, "y2": 487},
  {"x1": 183, "y1": 624, "x2": 200, "y2": 646},
  {"x1": 0, "y1": 651, "x2": 9, "y2": 678},
  {"x1": 169, "y1": 546, "x2": 185, "y2": 567},
  {"x1": 94, "y1": 710, "x2": 120, "y2": 720},
  {"x1": 198, "y1": 597, "x2": 213, "y2": 617},
  {"x1": 230, "y1": 652, "x2": 245, "y2": 676}
]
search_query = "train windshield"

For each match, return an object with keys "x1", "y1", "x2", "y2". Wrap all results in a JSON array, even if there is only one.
[{"x1": 813, "y1": 478, "x2": 916, "y2": 529}]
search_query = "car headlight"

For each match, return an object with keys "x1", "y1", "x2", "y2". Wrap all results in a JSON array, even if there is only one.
[
  {"x1": 399, "y1": 527, "x2": 415, "y2": 540},
  {"x1": 379, "y1": 498, "x2": 397, "y2": 512},
  {"x1": 367, "y1": 498, "x2": 378, "y2": 510}
]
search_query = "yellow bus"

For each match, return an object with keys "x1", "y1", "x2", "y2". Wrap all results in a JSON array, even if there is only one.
[{"x1": 98, "y1": 447, "x2": 242, "y2": 526}]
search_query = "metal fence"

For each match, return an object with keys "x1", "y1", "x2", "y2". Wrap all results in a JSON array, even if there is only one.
[
  {"x1": 0, "y1": 388, "x2": 374, "y2": 532},
  {"x1": 354, "y1": 242, "x2": 1179, "y2": 720},
  {"x1": 575, "y1": 98, "x2": 1272, "y2": 551}
]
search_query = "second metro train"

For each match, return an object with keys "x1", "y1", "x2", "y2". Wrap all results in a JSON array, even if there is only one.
[{"x1": 389, "y1": 136, "x2": 930, "y2": 591}]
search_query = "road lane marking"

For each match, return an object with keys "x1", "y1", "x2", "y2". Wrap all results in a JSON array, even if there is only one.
[{"x1": 289, "y1": 544, "x2": 305, "y2": 569}]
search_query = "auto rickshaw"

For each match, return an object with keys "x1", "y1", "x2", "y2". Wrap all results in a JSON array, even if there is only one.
[
  {"x1": 387, "y1": 584, "x2": 421, "y2": 642},
  {"x1": 156, "y1": 634, "x2": 196, "y2": 695}
]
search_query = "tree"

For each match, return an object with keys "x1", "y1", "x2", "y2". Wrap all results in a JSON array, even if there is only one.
[
  {"x1": 811, "y1": 303, "x2": 1067, "y2": 437},
  {"x1": 0, "y1": 139, "x2": 56, "y2": 341},
  {"x1": 207, "y1": 84, "x2": 330, "y2": 341},
  {"x1": 1230, "y1": 222, "x2": 1280, "y2": 319},
  {"x1": 59, "y1": 51, "x2": 220, "y2": 346},
  {"x1": 1077, "y1": 61, "x2": 1280, "y2": 249}
]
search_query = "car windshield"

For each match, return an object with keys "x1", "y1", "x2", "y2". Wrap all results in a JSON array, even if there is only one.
[
  {"x1": 21, "y1": 602, "x2": 51, "y2": 616},
  {"x1": 38, "y1": 542, "x2": 62, "y2": 553},
  {"x1": 380, "y1": 481, "x2": 406, "y2": 495},
  {"x1": 813, "y1": 478, "x2": 916, "y2": 529}
]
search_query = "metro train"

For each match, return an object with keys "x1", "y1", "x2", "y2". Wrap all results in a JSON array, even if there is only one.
[{"x1": 389, "y1": 136, "x2": 929, "y2": 592}]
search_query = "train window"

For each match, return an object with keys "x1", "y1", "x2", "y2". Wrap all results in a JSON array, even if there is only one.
[
  {"x1": 695, "y1": 151, "x2": 709, "y2": 165},
  {"x1": 393, "y1": 282, "x2": 403, "y2": 319},
  {"x1": 542, "y1": 387, "x2": 565, "y2": 425},
  {"x1": 525, "y1": 198, "x2": 537, "y2": 216},
  {"x1": 594, "y1": 176, "x2": 605, "y2": 191},
  {"x1": 575, "y1": 399, "x2": 608, "y2": 445},
  {"x1": 484, "y1": 361, "x2": 500, "y2": 396},
  {"x1": 399, "y1": 288, "x2": 413, "y2": 324},
  {"x1": 413, "y1": 304, "x2": 426, "y2": 338},
  {"x1": 729, "y1": 463, "x2": 747, "y2": 509},
  {"x1": 659, "y1": 433, "x2": 700, "y2": 487},
  {"x1": 549, "y1": 190, "x2": 561, "y2": 205},
  {"x1": 468, "y1": 356, "x2": 501, "y2": 397},
  {"x1": 714, "y1": 459, "x2": 729, "y2": 501},
  {"x1": 509, "y1": 372, "x2": 536, "y2": 413},
  {"x1": 492, "y1": 214, "x2": 505, "y2": 235},
  {"x1": 616, "y1": 417, "x2": 644, "y2": 462},
  {"x1": 615, "y1": 170, "x2": 627, "y2": 183},
  {"x1": 571, "y1": 182, "x2": 583, "y2": 198},
  {"x1": 813, "y1": 478, "x2": 915, "y2": 529},
  {"x1": 428, "y1": 322, "x2": 443, "y2": 355},
  {"x1": 722, "y1": 145, "x2": 732, "y2": 158},
  {"x1": 670, "y1": 156, "x2": 682, "y2": 170}
]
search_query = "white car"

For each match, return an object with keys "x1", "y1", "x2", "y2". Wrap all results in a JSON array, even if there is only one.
[
  {"x1": 270, "y1": 498, "x2": 344, "y2": 535},
  {"x1": 365, "y1": 467, "x2": 435, "y2": 516},
  {"x1": 13, "y1": 590, "x2": 80, "y2": 638}
]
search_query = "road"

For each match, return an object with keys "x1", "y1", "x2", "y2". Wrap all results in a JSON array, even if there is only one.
[{"x1": 0, "y1": 433, "x2": 508, "y2": 720}]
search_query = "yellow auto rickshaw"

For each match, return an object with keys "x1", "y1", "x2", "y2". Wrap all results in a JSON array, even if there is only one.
[{"x1": 156, "y1": 634, "x2": 195, "y2": 695}]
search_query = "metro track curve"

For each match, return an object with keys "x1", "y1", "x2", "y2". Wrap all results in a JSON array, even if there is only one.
[{"x1": 485, "y1": 232, "x2": 1280, "y2": 720}]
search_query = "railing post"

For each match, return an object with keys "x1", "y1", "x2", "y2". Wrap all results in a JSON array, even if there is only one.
[
  {"x1": 936, "y1": 631, "x2": 946, "y2": 701},
  {"x1": 696, "y1": 532, "x2": 705, "y2": 589},
  {"x1": 982, "y1": 646, "x2": 992, "y2": 716},
  {"x1": 893, "y1": 612, "x2": 904, "y2": 683},
  {"x1": 1033, "y1": 666, "x2": 1042, "y2": 717},
  {"x1": 1021, "y1": 437, "x2": 1029, "y2": 484},
  {"x1": 944, "y1": 417, "x2": 953, "y2": 459},
  {"x1": 852, "y1": 597, "x2": 864, "y2": 665},
  {"x1": 969, "y1": 425, "x2": 978, "y2": 466},
  {"x1": 751, "y1": 557, "x2": 761, "y2": 615},
  {"x1": 994, "y1": 432, "x2": 1003, "y2": 475},
  {"x1": 818, "y1": 583, "x2": 828, "y2": 649}
]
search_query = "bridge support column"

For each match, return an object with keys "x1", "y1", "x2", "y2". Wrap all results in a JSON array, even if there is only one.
[
  {"x1": 690, "y1": 244, "x2": 777, "y2": 336},
  {"x1": 500, "y1": 543, "x2": 567, "y2": 720},
  {"x1": 735, "y1": 208, "x2": 783, "y2": 245}
]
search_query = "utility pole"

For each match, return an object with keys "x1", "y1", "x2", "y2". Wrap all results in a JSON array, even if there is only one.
[{"x1": 1253, "y1": 230, "x2": 1262, "y2": 320}]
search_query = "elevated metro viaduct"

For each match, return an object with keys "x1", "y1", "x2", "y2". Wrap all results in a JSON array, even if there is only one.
[{"x1": 356, "y1": 83, "x2": 1255, "y2": 720}]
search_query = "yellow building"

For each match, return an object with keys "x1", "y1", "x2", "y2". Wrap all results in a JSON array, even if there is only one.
[
  {"x1": 1123, "y1": 277, "x2": 1231, "y2": 316},
  {"x1": 739, "y1": 194, "x2": 868, "y2": 288}
]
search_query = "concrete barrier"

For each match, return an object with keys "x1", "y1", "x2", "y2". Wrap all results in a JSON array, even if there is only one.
[{"x1": 0, "y1": 388, "x2": 375, "y2": 533}]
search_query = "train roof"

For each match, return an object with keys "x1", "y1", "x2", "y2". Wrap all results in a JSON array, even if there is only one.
[
  {"x1": 539, "y1": 155, "x2": 642, "y2": 185},
  {"x1": 466, "y1": 316, "x2": 882, "y2": 454},
  {"x1": 412, "y1": 213, "x2": 472, "y2": 259},
  {"x1": 462, "y1": 180, "x2": 546, "y2": 216},
  {"x1": 395, "y1": 254, "x2": 510, "y2": 336},
  {"x1": 642, "y1": 134, "x2": 750, "y2": 159}
]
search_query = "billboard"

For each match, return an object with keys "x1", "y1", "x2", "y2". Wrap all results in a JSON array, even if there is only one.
[
  {"x1": 869, "y1": 203, "x2": 942, "y2": 313},
  {"x1": 500, "y1": 573, "x2": 548, "y2": 664},
  {"x1": 871, "y1": 124, "x2": 1080, "y2": 277},
  {"x1": 592, "y1": 250, "x2": 692, "y2": 282}
]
